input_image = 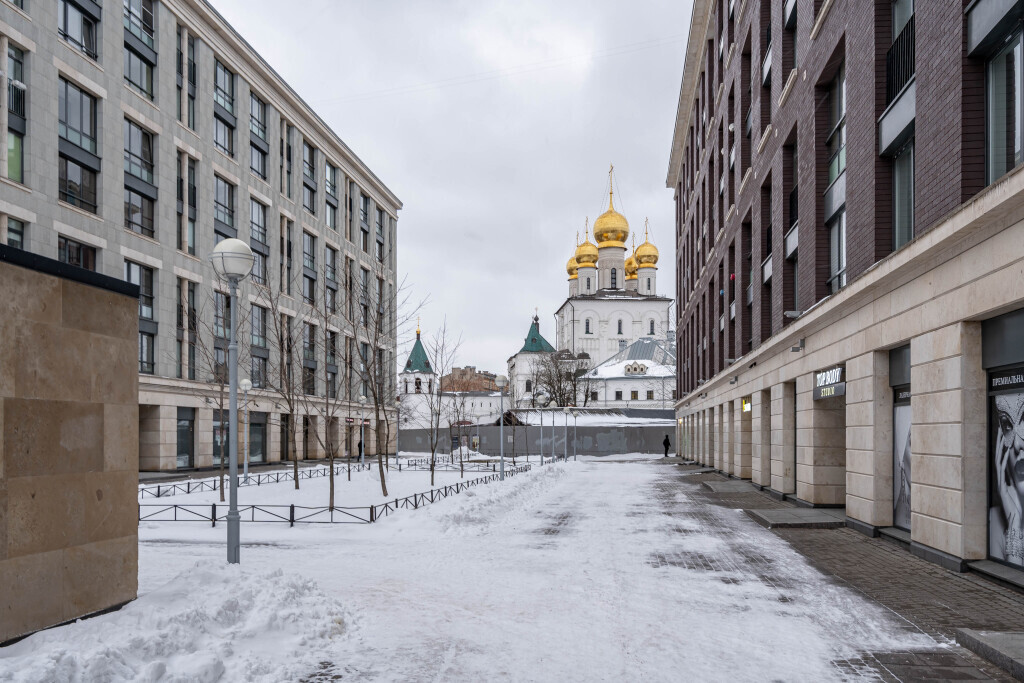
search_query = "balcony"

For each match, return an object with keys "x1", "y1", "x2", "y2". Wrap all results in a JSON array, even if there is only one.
[
  {"x1": 761, "y1": 32, "x2": 773, "y2": 87},
  {"x1": 8, "y1": 80, "x2": 25, "y2": 118},
  {"x1": 719, "y1": 315, "x2": 725, "y2": 332},
  {"x1": 729, "y1": 301, "x2": 736, "y2": 320},
  {"x1": 762, "y1": 254, "x2": 773, "y2": 284},
  {"x1": 746, "y1": 283, "x2": 753, "y2": 305},
  {"x1": 886, "y1": 15, "x2": 915, "y2": 105},
  {"x1": 729, "y1": 143, "x2": 736, "y2": 170}
]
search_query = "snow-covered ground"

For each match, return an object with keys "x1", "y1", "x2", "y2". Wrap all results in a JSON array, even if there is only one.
[{"x1": 1, "y1": 457, "x2": 937, "y2": 682}]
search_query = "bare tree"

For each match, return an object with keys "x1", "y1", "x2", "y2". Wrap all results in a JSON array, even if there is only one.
[
  {"x1": 423, "y1": 320, "x2": 461, "y2": 486},
  {"x1": 536, "y1": 351, "x2": 594, "y2": 407}
]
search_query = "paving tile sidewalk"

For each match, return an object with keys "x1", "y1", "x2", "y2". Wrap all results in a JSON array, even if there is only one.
[{"x1": 676, "y1": 466, "x2": 1024, "y2": 681}]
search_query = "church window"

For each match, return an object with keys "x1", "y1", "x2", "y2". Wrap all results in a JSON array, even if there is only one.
[
  {"x1": 415, "y1": 378, "x2": 422, "y2": 393},
  {"x1": 404, "y1": 380, "x2": 408, "y2": 394},
  {"x1": 585, "y1": 319, "x2": 591, "y2": 334},
  {"x1": 649, "y1": 320, "x2": 655, "y2": 335},
  {"x1": 647, "y1": 390, "x2": 655, "y2": 400},
  {"x1": 631, "y1": 390, "x2": 639, "y2": 400},
  {"x1": 586, "y1": 277, "x2": 591, "y2": 290},
  {"x1": 590, "y1": 391, "x2": 598, "y2": 402},
  {"x1": 611, "y1": 268, "x2": 617, "y2": 288},
  {"x1": 617, "y1": 319, "x2": 623, "y2": 335},
  {"x1": 428, "y1": 379, "x2": 433, "y2": 393},
  {"x1": 526, "y1": 379, "x2": 533, "y2": 392},
  {"x1": 615, "y1": 390, "x2": 623, "y2": 400},
  {"x1": 646, "y1": 277, "x2": 651, "y2": 292}
]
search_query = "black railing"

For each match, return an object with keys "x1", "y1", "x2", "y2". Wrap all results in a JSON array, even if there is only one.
[
  {"x1": 886, "y1": 14, "x2": 915, "y2": 105},
  {"x1": 8, "y1": 81, "x2": 25, "y2": 118}
]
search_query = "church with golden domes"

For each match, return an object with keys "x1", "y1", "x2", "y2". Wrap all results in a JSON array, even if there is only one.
[{"x1": 555, "y1": 169, "x2": 674, "y2": 368}]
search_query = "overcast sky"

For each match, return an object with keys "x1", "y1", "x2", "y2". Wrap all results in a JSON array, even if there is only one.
[{"x1": 214, "y1": 0, "x2": 692, "y2": 375}]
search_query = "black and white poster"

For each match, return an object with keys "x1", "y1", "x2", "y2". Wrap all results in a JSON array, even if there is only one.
[
  {"x1": 989, "y1": 369, "x2": 1024, "y2": 568},
  {"x1": 893, "y1": 387, "x2": 911, "y2": 531}
]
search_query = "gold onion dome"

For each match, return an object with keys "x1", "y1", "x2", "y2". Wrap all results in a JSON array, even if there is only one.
[
  {"x1": 594, "y1": 168, "x2": 629, "y2": 248},
  {"x1": 635, "y1": 222, "x2": 659, "y2": 267},
  {"x1": 574, "y1": 222, "x2": 599, "y2": 268},
  {"x1": 625, "y1": 237, "x2": 638, "y2": 280},
  {"x1": 566, "y1": 255, "x2": 578, "y2": 279}
]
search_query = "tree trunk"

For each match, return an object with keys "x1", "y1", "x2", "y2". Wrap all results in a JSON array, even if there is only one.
[
  {"x1": 377, "y1": 451, "x2": 388, "y2": 497},
  {"x1": 291, "y1": 417, "x2": 300, "y2": 489},
  {"x1": 328, "y1": 448, "x2": 335, "y2": 510}
]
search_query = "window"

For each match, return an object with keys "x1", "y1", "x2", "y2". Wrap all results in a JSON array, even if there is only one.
[
  {"x1": 138, "y1": 332, "x2": 154, "y2": 374},
  {"x1": 325, "y1": 247, "x2": 337, "y2": 281},
  {"x1": 59, "y1": 158, "x2": 98, "y2": 212},
  {"x1": 617, "y1": 319, "x2": 623, "y2": 335},
  {"x1": 585, "y1": 319, "x2": 591, "y2": 334},
  {"x1": 303, "y1": 323, "x2": 316, "y2": 361},
  {"x1": 214, "y1": 116, "x2": 234, "y2": 156},
  {"x1": 303, "y1": 142, "x2": 316, "y2": 182},
  {"x1": 59, "y1": 0, "x2": 98, "y2": 59},
  {"x1": 59, "y1": 79, "x2": 98, "y2": 153},
  {"x1": 252, "y1": 252, "x2": 267, "y2": 286},
  {"x1": 249, "y1": 93, "x2": 266, "y2": 140},
  {"x1": 303, "y1": 184, "x2": 316, "y2": 215},
  {"x1": 646, "y1": 277, "x2": 651, "y2": 293},
  {"x1": 303, "y1": 366, "x2": 316, "y2": 395},
  {"x1": 251, "y1": 356, "x2": 267, "y2": 388},
  {"x1": 359, "y1": 194, "x2": 369, "y2": 223},
  {"x1": 124, "y1": 46, "x2": 153, "y2": 99},
  {"x1": 615, "y1": 390, "x2": 623, "y2": 401},
  {"x1": 302, "y1": 275, "x2": 316, "y2": 305},
  {"x1": 123, "y1": 0, "x2": 155, "y2": 47},
  {"x1": 124, "y1": 119, "x2": 155, "y2": 183},
  {"x1": 326, "y1": 286, "x2": 336, "y2": 313},
  {"x1": 7, "y1": 131, "x2": 23, "y2": 183},
  {"x1": 327, "y1": 371, "x2": 337, "y2": 399},
  {"x1": 828, "y1": 209, "x2": 846, "y2": 294},
  {"x1": 303, "y1": 232, "x2": 315, "y2": 270},
  {"x1": 611, "y1": 268, "x2": 617, "y2": 289},
  {"x1": 646, "y1": 390, "x2": 655, "y2": 400},
  {"x1": 988, "y1": 33, "x2": 1022, "y2": 182},
  {"x1": 177, "y1": 157, "x2": 197, "y2": 255},
  {"x1": 214, "y1": 291, "x2": 231, "y2": 339},
  {"x1": 585, "y1": 276, "x2": 591, "y2": 291},
  {"x1": 649, "y1": 319, "x2": 655, "y2": 335},
  {"x1": 214, "y1": 60, "x2": 235, "y2": 113},
  {"x1": 251, "y1": 305, "x2": 267, "y2": 347},
  {"x1": 7, "y1": 218, "x2": 24, "y2": 249},
  {"x1": 893, "y1": 141, "x2": 914, "y2": 250},
  {"x1": 360, "y1": 227, "x2": 369, "y2": 252},
  {"x1": 375, "y1": 209, "x2": 385, "y2": 261},
  {"x1": 326, "y1": 162, "x2": 338, "y2": 197},
  {"x1": 186, "y1": 36, "x2": 196, "y2": 129},
  {"x1": 125, "y1": 260, "x2": 154, "y2": 319},
  {"x1": 525, "y1": 379, "x2": 532, "y2": 393},
  {"x1": 326, "y1": 203, "x2": 337, "y2": 231},
  {"x1": 250, "y1": 144, "x2": 267, "y2": 179},
  {"x1": 826, "y1": 64, "x2": 846, "y2": 184},
  {"x1": 124, "y1": 188, "x2": 155, "y2": 237},
  {"x1": 7, "y1": 46, "x2": 24, "y2": 118},
  {"x1": 631, "y1": 390, "x2": 639, "y2": 400},
  {"x1": 250, "y1": 199, "x2": 267, "y2": 244},
  {"x1": 58, "y1": 236, "x2": 96, "y2": 270},
  {"x1": 590, "y1": 391, "x2": 598, "y2": 402},
  {"x1": 214, "y1": 176, "x2": 234, "y2": 227}
]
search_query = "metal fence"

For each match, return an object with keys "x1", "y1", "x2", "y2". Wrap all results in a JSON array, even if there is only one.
[
  {"x1": 138, "y1": 461, "x2": 378, "y2": 499},
  {"x1": 138, "y1": 463, "x2": 535, "y2": 526}
]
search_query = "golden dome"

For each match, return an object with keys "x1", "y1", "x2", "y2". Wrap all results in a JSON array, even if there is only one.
[
  {"x1": 566, "y1": 255, "x2": 578, "y2": 279},
  {"x1": 574, "y1": 220, "x2": 599, "y2": 268},
  {"x1": 635, "y1": 222, "x2": 659, "y2": 267},
  {"x1": 594, "y1": 166, "x2": 629, "y2": 248},
  {"x1": 625, "y1": 254, "x2": 638, "y2": 280}
]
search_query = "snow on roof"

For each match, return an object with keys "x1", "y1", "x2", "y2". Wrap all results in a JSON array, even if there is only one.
[
  {"x1": 586, "y1": 338, "x2": 676, "y2": 379},
  {"x1": 587, "y1": 359, "x2": 675, "y2": 379},
  {"x1": 505, "y1": 409, "x2": 674, "y2": 427}
]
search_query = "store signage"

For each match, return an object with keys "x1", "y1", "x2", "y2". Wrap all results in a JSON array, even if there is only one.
[
  {"x1": 741, "y1": 398, "x2": 752, "y2": 413},
  {"x1": 990, "y1": 367, "x2": 1024, "y2": 393},
  {"x1": 813, "y1": 366, "x2": 846, "y2": 400},
  {"x1": 894, "y1": 386, "x2": 911, "y2": 405}
]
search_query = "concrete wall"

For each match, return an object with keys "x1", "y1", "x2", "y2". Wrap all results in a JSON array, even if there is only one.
[
  {"x1": 399, "y1": 425, "x2": 677, "y2": 457},
  {"x1": 0, "y1": 250, "x2": 139, "y2": 642}
]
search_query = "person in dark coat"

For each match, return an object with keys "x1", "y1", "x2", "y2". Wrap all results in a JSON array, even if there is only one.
[{"x1": 663, "y1": 435, "x2": 671, "y2": 458}]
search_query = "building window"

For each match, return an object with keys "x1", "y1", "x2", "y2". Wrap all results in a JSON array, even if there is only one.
[
  {"x1": 59, "y1": 157, "x2": 98, "y2": 213},
  {"x1": 7, "y1": 218, "x2": 25, "y2": 249},
  {"x1": 611, "y1": 268, "x2": 617, "y2": 289},
  {"x1": 359, "y1": 194, "x2": 369, "y2": 223},
  {"x1": 250, "y1": 199, "x2": 267, "y2": 244},
  {"x1": 615, "y1": 390, "x2": 623, "y2": 401},
  {"x1": 326, "y1": 286, "x2": 336, "y2": 313},
  {"x1": 214, "y1": 60, "x2": 235, "y2": 113},
  {"x1": 303, "y1": 185, "x2": 316, "y2": 215},
  {"x1": 250, "y1": 144, "x2": 267, "y2": 179},
  {"x1": 251, "y1": 356, "x2": 267, "y2": 388},
  {"x1": 214, "y1": 176, "x2": 234, "y2": 227},
  {"x1": 58, "y1": 235, "x2": 96, "y2": 270},
  {"x1": 630, "y1": 390, "x2": 639, "y2": 400},
  {"x1": 826, "y1": 64, "x2": 846, "y2": 184},
  {"x1": 214, "y1": 116, "x2": 234, "y2": 156},
  {"x1": 302, "y1": 142, "x2": 316, "y2": 182},
  {"x1": 893, "y1": 141, "x2": 914, "y2": 250},
  {"x1": 375, "y1": 209, "x2": 385, "y2": 261},
  {"x1": 124, "y1": 188, "x2": 155, "y2": 237},
  {"x1": 249, "y1": 93, "x2": 266, "y2": 140},
  {"x1": 7, "y1": 131, "x2": 23, "y2": 183},
  {"x1": 649, "y1": 319, "x2": 655, "y2": 335},
  {"x1": 327, "y1": 371, "x2": 337, "y2": 399},
  {"x1": 123, "y1": 0, "x2": 155, "y2": 47},
  {"x1": 251, "y1": 304, "x2": 267, "y2": 347},
  {"x1": 525, "y1": 379, "x2": 533, "y2": 393},
  {"x1": 59, "y1": 78, "x2": 98, "y2": 153},
  {"x1": 988, "y1": 33, "x2": 1022, "y2": 183},
  {"x1": 585, "y1": 319, "x2": 591, "y2": 334},
  {"x1": 138, "y1": 332, "x2": 154, "y2": 374},
  {"x1": 124, "y1": 260, "x2": 153, "y2": 319},
  {"x1": 326, "y1": 162, "x2": 338, "y2": 197},
  {"x1": 646, "y1": 390, "x2": 655, "y2": 400},
  {"x1": 303, "y1": 275, "x2": 316, "y2": 305},
  {"x1": 58, "y1": 1, "x2": 99, "y2": 58},
  {"x1": 186, "y1": 35, "x2": 197, "y2": 129},
  {"x1": 828, "y1": 209, "x2": 846, "y2": 294},
  {"x1": 590, "y1": 391, "x2": 598, "y2": 402},
  {"x1": 124, "y1": 119, "x2": 155, "y2": 183},
  {"x1": 325, "y1": 247, "x2": 337, "y2": 281},
  {"x1": 214, "y1": 291, "x2": 231, "y2": 339},
  {"x1": 415, "y1": 377, "x2": 422, "y2": 393},
  {"x1": 617, "y1": 319, "x2": 623, "y2": 335},
  {"x1": 252, "y1": 251, "x2": 267, "y2": 286},
  {"x1": 303, "y1": 232, "x2": 316, "y2": 270},
  {"x1": 303, "y1": 322, "x2": 316, "y2": 361},
  {"x1": 124, "y1": 46, "x2": 154, "y2": 99},
  {"x1": 646, "y1": 277, "x2": 651, "y2": 293},
  {"x1": 585, "y1": 276, "x2": 591, "y2": 291},
  {"x1": 360, "y1": 227, "x2": 369, "y2": 253},
  {"x1": 326, "y1": 204, "x2": 337, "y2": 231}
]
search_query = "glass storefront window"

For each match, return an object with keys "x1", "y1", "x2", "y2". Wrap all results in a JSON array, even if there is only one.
[
  {"x1": 893, "y1": 386, "x2": 911, "y2": 531},
  {"x1": 249, "y1": 418, "x2": 266, "y2": 464},
  {"x1": 176, "y1": 409, "x2": 194, "y2": 469}
]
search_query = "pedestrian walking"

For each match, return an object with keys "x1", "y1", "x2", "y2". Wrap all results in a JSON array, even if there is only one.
[{"x1": 663, "y1": 434, "x2": 671, "y2": 458}]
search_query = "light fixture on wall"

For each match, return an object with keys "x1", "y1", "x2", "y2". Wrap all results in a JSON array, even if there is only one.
[
  {"x1": 726, "y1": 358, "x2": 736, "y2": 365},
  {"x1": 729, "y1": 377, "x2": 738, "y2": 385},
  {"x1": 784, "y1": 310, "x2": 802, "y2": 319},
  {"x1": 791, "y1": 338, "x2": 805, "y2": 352},
  {"x1": 749, "y1": 361, "x2": 757, "y2": 369}
]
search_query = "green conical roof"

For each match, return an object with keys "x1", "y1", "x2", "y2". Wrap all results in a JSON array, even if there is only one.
[
  {"x1": 520, "y1": 315, "x2": 555, "y2": 353},
  {"x1": 404, "y1": 330, "x2": 433, "y2": 374}
]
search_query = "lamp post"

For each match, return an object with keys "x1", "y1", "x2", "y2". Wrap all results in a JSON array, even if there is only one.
[
  {"x1": 358, "y1": 394, "x2": 367, "y2": 466},
  {"x1": 563, "y1": 406, "x2": 569, "y2": 461},
  {"x1": 240, "y1": 378, "x2": 252, "y2": 483},
  {"x1": 573, "y1": 410, "x2": 578, "y2": 460},
  {"x1": 209, "y1": 238, "x2": 254, "y2": 565},
  {"x1": 539, "y1": 406, "x2": 543, "y2": 465},
  {"x1": 496, "y1": 375, "x2": 507, "y2": 480}
]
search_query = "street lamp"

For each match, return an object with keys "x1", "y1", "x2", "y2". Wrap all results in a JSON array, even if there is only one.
[
  {"x1": 573, "y1": 410, "x2": 578, "y2": 461},
  {"x1": 496, "y1": 375, "x2": 507, "y2": 480},
  {"x1": 240, "y1": 378, "x2": 252, "y2": 483},
  {"x1": 209, "y1": 237, "x2": 254, "y2": 565},
  {"x1": 563, "y1": 406, "x2": 569, "y2": 461},
  {"x1": 358, "y1": 394, "x2": 367, "y2": 466}
]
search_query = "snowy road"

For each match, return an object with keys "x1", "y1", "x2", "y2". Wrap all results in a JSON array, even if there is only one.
[{"x1": 2, "y1": 456, "x2": 938, "y2": 682}]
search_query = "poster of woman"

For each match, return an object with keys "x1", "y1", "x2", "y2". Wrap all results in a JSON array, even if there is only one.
[
  {"x1": 990, "y1": 391, "x2": 1024, "y2": 567},
  {"x1": 893, "y1": 401, "x2": 911, "y2": 530}
]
